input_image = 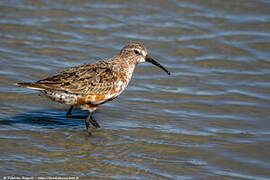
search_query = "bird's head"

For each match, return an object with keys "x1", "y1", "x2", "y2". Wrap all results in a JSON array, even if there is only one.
[{"x1": 120, "y1": 43, "x2": 170, "y2": 75}]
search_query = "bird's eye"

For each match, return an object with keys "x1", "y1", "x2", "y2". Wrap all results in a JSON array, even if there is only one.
[{"x1": 134, "y1": 49, "x2": 140, "y2": 55}]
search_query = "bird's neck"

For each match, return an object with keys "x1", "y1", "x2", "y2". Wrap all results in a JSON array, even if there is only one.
[
  {"x1": 121, "y1": 60, "x2": 135, "y2": 79},
  {"x1": 109, "y1": 55, "x2": 136, "y2": 82},
  {"x1": 116, "y1": 57, "x2": 136, "y2": 85}
]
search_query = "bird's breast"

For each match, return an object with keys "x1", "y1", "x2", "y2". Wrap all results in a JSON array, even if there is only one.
[{"x1": 92, "y1": 71, "x2": 133, "y2": 105}]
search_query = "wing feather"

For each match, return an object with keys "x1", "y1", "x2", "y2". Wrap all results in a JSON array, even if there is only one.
[{"x1": 23, "y1": 61, "x2": 122, "y2": 95}]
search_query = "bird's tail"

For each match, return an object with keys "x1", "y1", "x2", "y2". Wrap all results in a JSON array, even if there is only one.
[{"x1": 15, "y1": 82, "x2": 44, "y2": 90}]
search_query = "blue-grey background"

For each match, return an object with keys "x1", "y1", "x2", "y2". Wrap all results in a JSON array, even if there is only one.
[{"x1": 0, "y1": 0, "x2": 270, "y2": 179}]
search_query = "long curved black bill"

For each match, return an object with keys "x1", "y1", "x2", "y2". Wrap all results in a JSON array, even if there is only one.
[{"x1": 145, "y1": 55, "x2": 170, "y2": 75}]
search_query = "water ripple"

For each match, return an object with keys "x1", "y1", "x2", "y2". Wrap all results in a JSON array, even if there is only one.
[{"x1": 0, "y1": 0, "x2": 269, "y2": 179}]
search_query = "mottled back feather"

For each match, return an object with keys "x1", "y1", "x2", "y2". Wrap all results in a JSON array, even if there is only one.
[{"x1": 30, "y1": 59, "x2": 124, "y2": 95}]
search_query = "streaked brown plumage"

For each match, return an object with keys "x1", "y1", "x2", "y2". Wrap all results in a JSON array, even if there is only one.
[{"x1": 16, "y1": 42, "x2": 170, "y2": 135}]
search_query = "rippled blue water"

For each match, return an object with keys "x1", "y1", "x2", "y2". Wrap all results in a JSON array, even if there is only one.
[{"x1": 0, "y1": 0, "x2": 270, "y2": 179}]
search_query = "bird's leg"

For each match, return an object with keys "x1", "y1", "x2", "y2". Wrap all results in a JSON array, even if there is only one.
[
  {"x1": 85, "y1": 111, "x2": 100, "y2": 135},
  {"x1": 85, "y1": 112, "x2": 91, "y2": 135},
  {"x1": 89, "y1": 111, "x2": 100, "y2": 128},
  {"x1": 66, "y1": 106, "x2": 74, "y2": 118}
]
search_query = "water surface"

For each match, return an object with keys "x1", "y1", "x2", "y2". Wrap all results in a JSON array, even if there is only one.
[{"x1": 0, "y1": 0, "x2": 270, "y2": 179}]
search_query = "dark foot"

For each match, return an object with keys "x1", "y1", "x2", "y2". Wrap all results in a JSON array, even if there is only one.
[
  {"x1": 85, "y1": 112, "x2": 100, "y2": 135},
  {"x1": 85, "y1": 113, "x2": 92, "y2": 135},
  {"x1": 89, "y1": 117, "x2": 100, "y2": 128},
  {"x1": 66, "y1": 106, "x2": 74, "y2": 118}
]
